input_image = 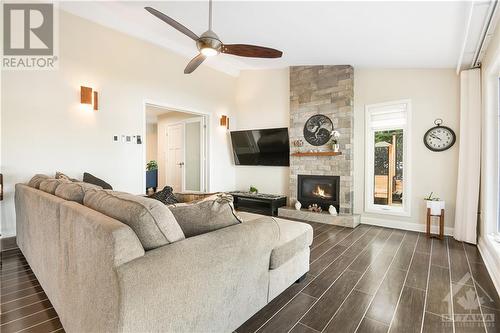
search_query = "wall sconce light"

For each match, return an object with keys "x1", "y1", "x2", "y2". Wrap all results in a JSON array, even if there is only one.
[
  {"x1": 80, "y1": 86, "x2": 98, "y2": 111},
  {"x1": 93, "y1": 91, "x2": 98, "y2": 110},
  {"x1": 220, "y1": 115, "x2": 229, "y2": 129}
]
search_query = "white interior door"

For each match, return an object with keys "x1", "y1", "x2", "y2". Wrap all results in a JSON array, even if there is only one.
[{"x1": 166, "y1": 124, "x2": 184, "y2": 192}]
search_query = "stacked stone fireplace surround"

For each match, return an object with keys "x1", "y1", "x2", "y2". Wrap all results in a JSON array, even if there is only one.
[{"x1": 278, "y1": 65, "x2": 359, "y2": 227}]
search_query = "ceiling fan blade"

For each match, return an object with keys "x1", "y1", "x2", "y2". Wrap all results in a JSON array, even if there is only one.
[
  {"x1": 145, "y1": 7, "x2": 199, "y2": 41},
  {"x1": 221, "y1": 44, "x2": 283, "y2": 58},
  {"x1": 184, "y1": 54, "x2": 206, "y2": 74}
]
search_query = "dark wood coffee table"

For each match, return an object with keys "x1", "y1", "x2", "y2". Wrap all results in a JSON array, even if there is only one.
[{"x1": 229, "y1": 192, "x2": 287, "y2": 216}]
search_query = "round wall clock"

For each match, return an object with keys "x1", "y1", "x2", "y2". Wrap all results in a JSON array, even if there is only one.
[
  {"x1": 423, "y1": 119, "x2": 456, "y2": 152},
  {"x1": 303, "y1": 115, "x2": 334, "y2": 146}
]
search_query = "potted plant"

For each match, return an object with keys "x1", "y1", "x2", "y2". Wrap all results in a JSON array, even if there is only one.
[
  {"x1": 424, "y1": 192, "x2": 445, "y2": 215},
  {"x1": 249, "y1": 185, "x2": 258, "y2": 194},
  {"x1": 146, "y1": 160, "x2": 158, "y2": 193}
]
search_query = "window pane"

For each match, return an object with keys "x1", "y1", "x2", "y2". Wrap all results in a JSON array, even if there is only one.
[{"x1": 373, "y1": 129, "x2": 404, "y2": 207}]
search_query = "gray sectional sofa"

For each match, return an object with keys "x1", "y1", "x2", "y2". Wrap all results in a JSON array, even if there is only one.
[{"x1": 15, "y1": 180, "x2": 312, "y2": 333}]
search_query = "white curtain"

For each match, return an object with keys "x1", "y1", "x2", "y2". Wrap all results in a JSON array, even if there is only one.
[{"x1": 454, "y1": 68, "x2": 481, "y2": 244}]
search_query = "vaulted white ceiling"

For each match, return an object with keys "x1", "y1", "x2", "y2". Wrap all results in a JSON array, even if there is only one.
[{"x1": 61, "y1": 1, "x2": 489, "y2": 76}]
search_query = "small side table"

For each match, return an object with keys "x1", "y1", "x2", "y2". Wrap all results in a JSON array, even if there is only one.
[{"x1": 426, "y1": 208, "x2": 444, "y2": 240}]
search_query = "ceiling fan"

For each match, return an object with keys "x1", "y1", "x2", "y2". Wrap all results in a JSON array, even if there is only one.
[{"x1": 145, "y1": 0, "x2": 283, "y2": 74}]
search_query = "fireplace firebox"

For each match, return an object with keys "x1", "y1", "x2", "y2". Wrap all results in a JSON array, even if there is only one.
[{"x1": 297, "y1": 175, "x2": 340, "y2": 212}]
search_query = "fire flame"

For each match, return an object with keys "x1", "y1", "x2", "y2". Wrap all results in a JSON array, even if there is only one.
[{"x1": 312, "y1": 185, "x2": 331, "y2": 199}]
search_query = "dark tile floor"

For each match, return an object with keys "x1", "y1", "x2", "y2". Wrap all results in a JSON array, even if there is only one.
[
  {"x1": 1, "y1": 248, "x2": 63, "y2": 333},
  {"x1": 1, "y1": 222, "x2": 498, "y2": 333},
  {"x1": 237, "y1": 222, "x2": 500, "y2": 333}
]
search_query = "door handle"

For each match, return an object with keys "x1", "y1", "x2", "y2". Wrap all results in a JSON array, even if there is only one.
[{"x1": 177, "y1": 162, "x2": 184, "y2": 167}]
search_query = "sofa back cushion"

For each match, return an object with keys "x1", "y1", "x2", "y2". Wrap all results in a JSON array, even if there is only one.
[
  {"x1": 28, "y1": 174, "x2": 50, "y2": 189},
  {"x1": 55, "y1": 182, "x2": 102, "y2": 204},
  {"x1": 39, "y1": 178, "x2": 71, "y2": 194},
  {"x1": 83, "y1": 189, "x2": 185, "y2": 250},
  {"x1": 169, "y1": 194, "x2": 241, "y2": 237}
]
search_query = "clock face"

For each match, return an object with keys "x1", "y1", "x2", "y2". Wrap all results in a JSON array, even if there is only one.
[{"x1": 424, "y1": 126, "x2": 456, "y2": 152}]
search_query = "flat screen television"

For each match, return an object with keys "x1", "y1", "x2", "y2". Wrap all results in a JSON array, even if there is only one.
[{"x1": 230, "y1": 127, "x2": 290, "y2": 166}]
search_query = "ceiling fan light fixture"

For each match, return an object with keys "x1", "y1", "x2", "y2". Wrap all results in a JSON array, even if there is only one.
[
  {"x1": 200, "y1": 47, "x2": 218, "y2": 57},
  {"x1": 145, "y1": 0, "x2": 283, "y2": 74}
]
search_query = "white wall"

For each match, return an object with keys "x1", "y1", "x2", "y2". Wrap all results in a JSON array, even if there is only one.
[
  {"x1": 0, "y1": 10, "x2": 237, "y2": 236},
  {"x1": 233, "y1": 69, "x2": 290, "y2": 195},
  {"x1": 354, "y1": 69, "x2": 460, "y2": 231}
]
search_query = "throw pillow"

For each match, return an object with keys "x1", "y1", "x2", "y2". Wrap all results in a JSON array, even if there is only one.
[
  {"x1": 28, "y1": 174, "x2": 50, "y2": 189},
  {"x1": 83, "y1": 189, "x2": 185, "y2": 250},
  {"x1": 55, "y1": 171, "x2": 79, "y2": 182},
  {"x1": 149, "y1": 186, "x2": 178, "y2": 205},
  {"x1": 83, "y1": 172, "x2": 113, "y2": 190},
  {"x1": 55, "y1": 182, "x2": 102, "y2": 204},
  {"x1": 169, "y1": 193, "x2": 242, "y2": 237},
  {"x1": 39, "y1": 178, "x2": 71, "y2": 194}
]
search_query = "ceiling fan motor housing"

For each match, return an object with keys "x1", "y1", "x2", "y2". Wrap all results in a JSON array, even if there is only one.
[{"x1": 197, "y1": 30, "x2": 222, "y2": 53}]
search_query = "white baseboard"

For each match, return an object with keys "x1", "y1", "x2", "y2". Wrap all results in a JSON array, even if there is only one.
[
  {"x1": 478, "y1": 236, "x2": 500, "y2": 298},
  {"x1": 361, "y1": 216, "x2": 455, "y2": 236}
]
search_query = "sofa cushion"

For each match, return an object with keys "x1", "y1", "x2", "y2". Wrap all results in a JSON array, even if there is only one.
[
  {"x1": 28, "y1": 174, "x2": 50, "y2": 189},
  {"x1": 83, "y1": 172, "x2": 113, "y2": 190},
  {"x1": 39, "y1": 178, "x2": 71, "y2": 194},
  {"x1": 55, "y1": 182, "x2": 102, "y2": 204},
  {"x1": 236, "y1": 212, "x2": 313, "y2": 269},
  {"x1": 269, "y1": 218, "x2": 313, "y2": 269},
  {"x1": 83, "y1": 189, "x2": 185, "y2": 250},
  {"x1": 237, "y1": 211, "x2": 267, "y2": 222},
  {"x1": 169, "y1": 193, "x2": 242, "y2": 237}
]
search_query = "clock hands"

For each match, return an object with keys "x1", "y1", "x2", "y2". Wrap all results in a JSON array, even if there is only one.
[{"x1": 430, "y1": 133, "x2": 441, "y2": 141}]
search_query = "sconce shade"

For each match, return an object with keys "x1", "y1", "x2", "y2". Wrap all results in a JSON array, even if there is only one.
[
  {"x1": 93, "y1": 91, "x2": 98, "y2": 110},
  {"x1": 220, "y1": 115, "x2": 229, "y2": 129},
  {"x1": 80, "y1": 86, "x2": 92, "y2": 104}
]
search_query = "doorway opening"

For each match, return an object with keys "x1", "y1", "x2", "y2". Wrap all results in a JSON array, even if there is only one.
[{"x1": 144, "y1": 103, "x2": 209, "y2": 195}]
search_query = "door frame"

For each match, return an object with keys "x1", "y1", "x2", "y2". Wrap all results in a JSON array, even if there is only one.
[{"x1": 143, "y1": 100, "x2": 210, "y2": 194}]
